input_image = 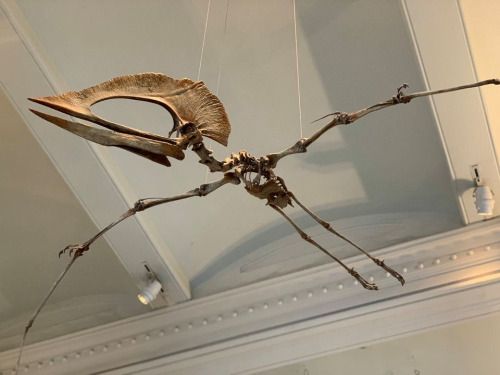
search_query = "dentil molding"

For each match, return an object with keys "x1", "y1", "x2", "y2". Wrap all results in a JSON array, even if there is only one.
[{"x1": 1, "y1": 218, "x2": 499, "y2": 375}]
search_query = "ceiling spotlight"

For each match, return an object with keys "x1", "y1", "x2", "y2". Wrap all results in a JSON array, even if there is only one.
[
  {"x1": 474, "y1": 185, "x2": 495, "y2": 216},
  {"x1": 138, "y1": 279, "x2": 162, "y2": 305},
  {"x1": 471, "y1": 165, "x2": 495, "y2": 217}
]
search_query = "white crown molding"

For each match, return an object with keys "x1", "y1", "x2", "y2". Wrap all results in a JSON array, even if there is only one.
[
  {"x1": 1, "y1": 218, "x2": 499, "y2": 374},
  {"x1": 0, "y1": 0, "x2": 190, "y2": 305}
]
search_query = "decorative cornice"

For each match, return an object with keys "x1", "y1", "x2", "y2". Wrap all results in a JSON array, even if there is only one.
[{"x1": 1, "y1": 218, "x2": 499, "y2": 374}]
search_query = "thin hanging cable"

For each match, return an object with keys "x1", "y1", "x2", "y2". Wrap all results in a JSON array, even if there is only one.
[
  {"x1": 215, "y1": 0, "x2": 230, "y2": 96},
  {"x1": 205, "y1": 0, "x2": 230, "y2": 183},
  {"x1": 197, "y1": 0, "x2": 212, "y2": 183},
  {"x1": 198, "y1": 0, "x2": 212, "y2": 81},
  {"x1": 293, "y1": 0, "x2": 303, "y2": 138}
]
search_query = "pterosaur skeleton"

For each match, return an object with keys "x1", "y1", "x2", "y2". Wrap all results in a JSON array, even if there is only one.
[{"x1": 16, "y1": 73, "x2": 499, "y2": 371}]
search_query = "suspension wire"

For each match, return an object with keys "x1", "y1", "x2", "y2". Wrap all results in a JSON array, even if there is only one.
[
  {"x1": 293, "y1": 0, "x2": 303, "y2": 138},
  {"x1": 197, "y1": 0, "x2": 212, "y2": 81},
  {"x1": 205, "y1": 0, "x2": 230, "y2": 183},
  {"x1": 215, "y1": 0, "x2": 230, "y2": 96},
  {"x1": 198, "y1": 0, "x2": 212, "y2": 183}
]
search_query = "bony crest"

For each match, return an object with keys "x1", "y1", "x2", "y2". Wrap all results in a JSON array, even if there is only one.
[{"x1": 29, "y1": 73, "x2": 231, "y2": 166}]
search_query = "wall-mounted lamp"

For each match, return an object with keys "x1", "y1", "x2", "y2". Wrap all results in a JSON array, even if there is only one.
[
  {"x1": 138, "y1": 263, "x2": 163, "y2": 305},
  {"x1": 138, "y1": 279, "x2": 162, "y2": 305},
  {"x1": 472, "y1": 165, "x2": 495, "y2": 216},
  {"x1": 474, "y1": 185, "x2": 495, "y2": 216}
]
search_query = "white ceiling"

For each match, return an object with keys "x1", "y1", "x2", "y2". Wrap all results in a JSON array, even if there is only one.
[{"x1": 0, "y1": 0, "x2": 499, "y2": 368}]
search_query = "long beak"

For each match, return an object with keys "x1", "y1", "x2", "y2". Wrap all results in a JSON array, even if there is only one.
[
  {"x1": 28, "y1": 96, "x2": 175, "y2": 144},
  {"x1": 30, "y1": 109, "x2": 184, "y2": 166}
]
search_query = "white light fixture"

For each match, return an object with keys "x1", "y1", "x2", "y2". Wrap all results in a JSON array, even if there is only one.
[
  {"x1": 471, "y1": 165, "x2": 495, "y2": 217},
  {"x1": 138, "y1": 279, "x2": 162, "y2": 305},
  {"x1": 474, "y1": 185, "x2": 495, "y2": 216}
]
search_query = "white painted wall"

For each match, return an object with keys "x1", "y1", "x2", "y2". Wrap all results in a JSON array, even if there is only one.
[{"x1": 460, "y1": 0, "x2": 500, "y2": 167}]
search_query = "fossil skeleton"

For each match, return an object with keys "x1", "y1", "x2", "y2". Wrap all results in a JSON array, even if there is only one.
[{"x1": 15, "y1": 73, "x2": 499, "y2": 371}]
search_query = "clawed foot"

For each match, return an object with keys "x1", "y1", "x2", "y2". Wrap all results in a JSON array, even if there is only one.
[
  {"x1": 349, "y1": 268, "x2": 379, "y2": 291},
  {"x1": 59, "y1": 244, "x2": 88, "y2": 258},
  {"x1": 375, "y1": 259, "x2": 405, "y2": 286},
  {"x1": 392, "y1": 83, "x2": 410, "y2": 104}
]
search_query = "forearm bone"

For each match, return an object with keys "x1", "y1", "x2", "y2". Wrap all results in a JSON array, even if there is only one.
[{"x1": 265, "y1": 79, "x2": 500, "y2": 168}]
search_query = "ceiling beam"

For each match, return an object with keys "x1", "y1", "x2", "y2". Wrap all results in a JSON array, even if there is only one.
[
  {"x1": 0, "y1": 0, "x2": 190, "y2": 306},
  {"x1": 401, "y1": 0, "x2": 500, "y2": 223}
]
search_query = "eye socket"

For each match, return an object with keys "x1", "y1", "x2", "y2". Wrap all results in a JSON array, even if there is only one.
[
  {"x1": 91, "y1": 98, "x2": 174, "y2": 136},
  {"x1": 179, "y1": 122, "x2": 197, "y2": 135}
]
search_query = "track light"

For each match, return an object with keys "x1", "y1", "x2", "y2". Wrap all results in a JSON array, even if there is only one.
[
  {"x1": 138, "y1": 279, "x2": 162, "y2": 305},
  {"x1": 474, "y1": 185, "x2": 495, "y2": 216},
  {"x1": 471, "y1": 165, "x2": 495, "y2": 217}
]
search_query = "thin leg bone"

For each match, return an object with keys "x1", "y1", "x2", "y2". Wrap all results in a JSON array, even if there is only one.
[
  {"x1": 288, "y1": 192, "x2": 405, "y2": 286},
  {"x1": 269, "y1": 203, "x2": 378, "y2": 290},
  {"x1": 14, "y1": 173, "x2": 240, "y2": 374}
]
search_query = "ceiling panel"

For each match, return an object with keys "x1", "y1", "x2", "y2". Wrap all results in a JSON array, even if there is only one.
[{"x1": 0, "y1": 87, "x2": 148, "y2": 351}]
